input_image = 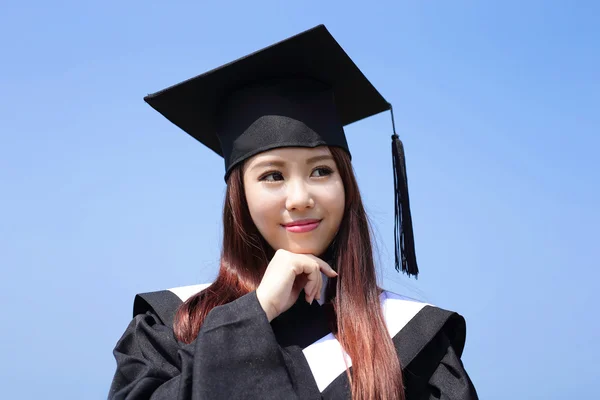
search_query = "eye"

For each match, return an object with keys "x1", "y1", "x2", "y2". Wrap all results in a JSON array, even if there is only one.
[
  {"x1": 311, "y1": 167, "x2": 333, "y2": 178},
  {"x1": 259, "y1": 171, "x2": 284, "y2": 182}
]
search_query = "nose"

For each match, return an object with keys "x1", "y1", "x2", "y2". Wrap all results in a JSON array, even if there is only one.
[{"x1": 285, "y1": 178, "x2": 315, "y2": 211}]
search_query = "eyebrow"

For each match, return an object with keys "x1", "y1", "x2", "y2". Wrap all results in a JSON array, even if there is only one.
[
  {"x1": 249, "y1": 154, "x2": 334, "y2": 171},
  {"x1": 306, "y1": 154, "x2": 334, "y2": 164}
]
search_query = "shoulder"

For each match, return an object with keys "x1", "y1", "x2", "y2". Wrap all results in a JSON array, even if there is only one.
[
  {"x1": 133, "y1": 283, "x2": 213, "y2": 327},
  {"x1": 380, "y1": 289, "x2": 468, "y2": 360}
]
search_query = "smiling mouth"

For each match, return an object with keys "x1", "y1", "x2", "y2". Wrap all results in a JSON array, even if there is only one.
[{"x1": 282, "y1": 219, "x2": 322, "y2": 233}]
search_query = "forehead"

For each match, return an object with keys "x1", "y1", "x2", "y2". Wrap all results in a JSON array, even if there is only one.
[{"x1": 245, "y1": 146, "x2": 333, "y2": 166}]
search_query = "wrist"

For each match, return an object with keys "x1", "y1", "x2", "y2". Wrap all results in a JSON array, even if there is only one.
[{"x1": 255, "y1": 289, "x2": 278, "y2": 322}]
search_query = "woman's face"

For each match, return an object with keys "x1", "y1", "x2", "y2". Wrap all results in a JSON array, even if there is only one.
[{"x1": 243, "y1": 146, "x2": 345, "y2": 256}]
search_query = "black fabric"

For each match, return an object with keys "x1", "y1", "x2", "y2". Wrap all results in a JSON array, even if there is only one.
[
  {"x1": 403, "y1": 332, "x2": 478, "y2": 400},
  {"x1": 190, "y1": 291, "x2": 313, "y2": 399},
  {"x1": 396, "y1": 306, "x2": 465, "y2": 365},
  {"x1": 133, "y1": 289, "x2": 332, "y2": 350},
  {"x1": 133, "y1": 290, "x2": 183, "y2": 328},
  {"x1": 320, "y1": 306, "x2": 478, "y2": 399},
  {"x1": 110, "y1": 291, "x2": 320, "y2": 400},
  {"x1": 270, "y1": 294, "x2": 332, "y2": 348},
  {"x1": 143, "y1": 24, "x2": 390, "y2": 179},
  {"x1": 217, "y1": 79, "x2": 349, "y2": 177},
  {"x1": 109, "y1": 290, "x2": 477, "y2": 399}
]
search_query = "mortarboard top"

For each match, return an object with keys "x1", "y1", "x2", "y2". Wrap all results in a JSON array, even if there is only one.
[
  {"x1": 143, "y1": 24, "x2": 389, "y2": 177},
  {"x1": 143, "y1": 24, "x2": 419, "y2": 277}
]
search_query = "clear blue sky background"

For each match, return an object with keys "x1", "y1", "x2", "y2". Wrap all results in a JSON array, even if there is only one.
[{"x1": 1, "y1": 1, "x2": 598, "y2": 399}]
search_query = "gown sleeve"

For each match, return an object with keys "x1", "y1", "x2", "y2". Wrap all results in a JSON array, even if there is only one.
[
  {"x1": 108, "y1": 291, "x2": 319, "y2": 400},
  {"x1": 400, "y1": 307, "x2": 478, "y2": 400},
  {"x1": 426, "y1": 333, "x2": 478, "y2": 400}
]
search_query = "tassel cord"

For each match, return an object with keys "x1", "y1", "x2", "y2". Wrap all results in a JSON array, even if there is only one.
[{"x1": 389, "y1": 105, "x2": 418, "y2": 277}]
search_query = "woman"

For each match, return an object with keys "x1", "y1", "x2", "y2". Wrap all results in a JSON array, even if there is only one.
[{"x1": 109, "y1": 25, "x2": 478, "y2": 399}]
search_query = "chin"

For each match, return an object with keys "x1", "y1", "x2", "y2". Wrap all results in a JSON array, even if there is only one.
[{"x1": 281, "y1": 242, "x2": 328, "y2": 256}]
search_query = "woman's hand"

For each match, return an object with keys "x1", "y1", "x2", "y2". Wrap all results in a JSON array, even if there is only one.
[{"x1": 256, "y1": 249, "x2": 338, "y2": 322}]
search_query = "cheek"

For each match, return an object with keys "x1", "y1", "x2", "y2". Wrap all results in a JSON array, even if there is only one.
[
  {"x1": 245, "y1": 187, "x2": 282, "y2": 232},
  {"x1": 319, "y1": 181, "x2": 346, "y2": 226}
]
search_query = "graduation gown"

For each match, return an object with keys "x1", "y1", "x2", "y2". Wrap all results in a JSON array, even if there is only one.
[{"x1": 109, "y1": 284, "x2": 478, "y2": 399}]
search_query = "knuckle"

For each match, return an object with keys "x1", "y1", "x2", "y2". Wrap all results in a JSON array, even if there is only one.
[
  {"x1": 275, "y1": 248, "x2": 286, "y2": 258},
  {"x1": 290, "y1": 263, "x2": 301, "y2": 274}
]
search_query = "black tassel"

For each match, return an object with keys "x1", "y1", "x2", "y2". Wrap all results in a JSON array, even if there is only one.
[{"x1": 390, "y1": 105, "x2": 419, "y2": 277}]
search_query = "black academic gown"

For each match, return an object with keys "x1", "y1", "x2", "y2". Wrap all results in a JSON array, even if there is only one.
[{"x1": 108, "y1": 284, "x2": 478, "y2": 399}]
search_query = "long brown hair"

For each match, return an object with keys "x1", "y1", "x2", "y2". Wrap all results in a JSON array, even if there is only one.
[{"x1": 174, "y1": 146, "x2": 405, "y2": 399}]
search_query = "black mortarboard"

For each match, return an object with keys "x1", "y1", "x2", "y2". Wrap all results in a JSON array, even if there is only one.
[{"x1": 143, "y1": 25, "x2": 419, "y2": 277}]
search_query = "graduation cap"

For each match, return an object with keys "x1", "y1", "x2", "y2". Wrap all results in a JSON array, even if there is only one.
[{"x1": 144, "y1": 25, "x2": 418, "y2": 277}]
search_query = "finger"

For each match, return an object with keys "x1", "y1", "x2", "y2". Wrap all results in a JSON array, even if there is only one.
[
  {"x1": 314, "y1": 271, "x2": 322, "y2": 301},
  {"x1": 313, "y1": 265, "x2": 323, "y2": 302},
  {"x1": 304, "y1": 254, "x2": 338, "y2": 278},
  {"x1": 303, "y1": 270, "x2": 319, "y2": 303},
  {"x1": 307, "y1": 270, "x2": 321, "y2": 303},
  {"x1": 317, "y1": 269, "x2": 323, "y2": 300},
  {"x1": 315, "y1": 272, "x2": 322, "y2": 301},
  {"x1": 307, "y1": 261, "x2": 324, "y2": 303},
  {"x1": 290, "y1": 254, "x2": 324, "y2": 303},
  {"x1": 290, "y1": 255, "x2": 319, "y2": 276}
]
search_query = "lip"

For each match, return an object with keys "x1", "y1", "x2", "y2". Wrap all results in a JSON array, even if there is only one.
[{"x1": 282, "y1": 219, "x2": 322, "y2": 233}]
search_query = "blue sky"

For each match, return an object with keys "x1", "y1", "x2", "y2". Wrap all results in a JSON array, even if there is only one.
[{"x1": 1, "y1": 1, "x2": 598, "y2": 398}]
